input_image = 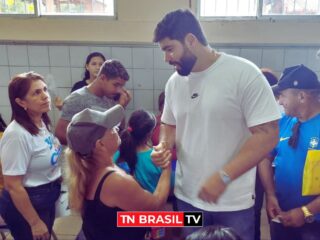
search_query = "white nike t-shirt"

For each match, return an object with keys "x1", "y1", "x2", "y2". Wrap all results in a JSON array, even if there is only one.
[{"x1": 162, "y1": 53, "x2": 280, "y2": 211}]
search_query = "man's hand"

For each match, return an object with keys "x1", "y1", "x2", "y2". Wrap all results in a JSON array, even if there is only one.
[
  {"x1": 198, "y1": 172, "x2": 227, "y2": 203},
  {"x1": 266, "y1": 194, "x2": 282, "y2": 219},
  {"x1": 54, "y1": 96, "x2": 63, "y2": 111},
  {"x1": 151, "y1": 142, "x2": 172, "y2": 168},
  {"x1": 118, "y1": 89, "x2": 132, "y2": 108},
  {"x1": 31, "y1": 219, "x2": 50, "y2": 240},
  {"x1": 278, "y1": 208, "x2": 305, "y2": 227}
]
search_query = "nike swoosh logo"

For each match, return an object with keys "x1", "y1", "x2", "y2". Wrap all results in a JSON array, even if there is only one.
[{"x1": 280, "y1": 137, "x2": 290, "y2": 142}]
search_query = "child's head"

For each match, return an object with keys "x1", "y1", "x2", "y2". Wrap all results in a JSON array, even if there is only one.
[
  {"x1": 186, "y1": 225, "x2": 242, "y2": 240},
  {"x1": 119, "y1": 109, "x2": 156, "y2": 173},
  {"x1": 127, "y1": 109, "x2": 156, "y2": 144}
]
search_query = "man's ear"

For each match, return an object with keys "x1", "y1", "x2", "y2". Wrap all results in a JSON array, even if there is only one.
[
  {"x1": 184, "y1": 33, "x2": 197, "y2": 48},
  {"x1": 96, "y1": 139, "x2": 103, "y2": 146},
  {"x1": 95, "y1": 139, "x2": 104, "y2": 151},
  {"x1": 298, "y1": 91, "x2": 306, "y2": 103},
  {"x1": 15, "y1": 98, "x2": 27, "y2": 109},
  {"x1": 99, "y1": 74, "x2": 109, "y2": 82}
]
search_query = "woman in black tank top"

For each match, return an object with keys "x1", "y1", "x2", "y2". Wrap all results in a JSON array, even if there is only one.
[{"x1": 65, "y1": 105, "x2": 172, "y2": 240}]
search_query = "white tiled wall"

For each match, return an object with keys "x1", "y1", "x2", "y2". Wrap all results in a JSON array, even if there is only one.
[
  {"x1": 261, "y1": 49, "x2": 284, "y2": 72},
  {"x1": 49, "y1": 46, "x2": 70, "y2": 67},
  {"x1": 0, "y1": 45, "x2": 8, "y2": 65},
  {"x1": 239, "y1": 48, "x2": 262, "y2": 67},
  {"x1": 70, "y1": 46, "x2": 90, "y2": 67},
  {"x1": 111, "y1": 47, "x2": 133, "y2": 69},
  {"x1": 28, "y1": 46, "x2": 50, "y2": 66},
  {"x1": 7, "y1": 45, "x2": 29, "y2": 66},
  {"x1": 0, "y1": 43, "x2": 319, "y2": 127}
]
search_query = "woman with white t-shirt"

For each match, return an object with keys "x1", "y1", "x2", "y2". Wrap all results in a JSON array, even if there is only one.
[{"x1": 0, "y1": 72, "x2": 62, "y2": 240}]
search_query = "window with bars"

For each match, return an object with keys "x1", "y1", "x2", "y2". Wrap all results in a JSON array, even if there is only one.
[
  {"x1": 263, "y1": 0, "x2": 320, "y2": 15},
  {"x1": 200, "y1": 0, "x2": 320, "y2": 17},
  {"x1": 201, "y1": 0, "x2": 258, "y2": 17},
  {"x1": 0, "y1": 0, "x2": 114, "y2": 15}
]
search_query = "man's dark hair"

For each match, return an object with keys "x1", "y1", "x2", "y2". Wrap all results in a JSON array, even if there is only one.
[
  {"x1": 153, "y1": 9, "x2": 208, "y2": 46},
  {"x1": 99, "y1": 59, "x2": 129, "y2": 81},
  {"x1": 186, "y1": 225, "x2": 242, "y2": 240}
]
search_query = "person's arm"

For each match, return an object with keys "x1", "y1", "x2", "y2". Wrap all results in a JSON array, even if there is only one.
[
  {"x1": 199, "y1": 120, "x2": 279, "y2": 203},
  {"x1": 278, "y1": 195, "x2": 320, "y2": 227},
  {"x1": 159, "y1": 123, "x2": 176, "y2": 149},
  {"x1": 104, "y1": 166, "x2": 172, "y2": 211},
  {"x1": 151, "y1": 123, "x2": 176, "y2": 168},
  {"x1": 54, "y1": 118, "x2": 70, "y2": 145},
  {"x1": 54, "y1": 96, "x2": 63, "y2": 111},
  {"x1": 4, "y1": 175, "x2": 50, "y2": 240},
  {"x1": 54, "y1": 94, "x2": 80, "y2": 145},
  {"x1": 258, "y1": 157, "x2": 282, "y2": 218},
  {"x1": 305, "y1": 196, "x2": 320, "y2": 216}
]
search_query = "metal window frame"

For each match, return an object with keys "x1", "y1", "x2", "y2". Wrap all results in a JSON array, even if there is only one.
[
  {"x1": 0, "y1": 0, "x2": 116, "y2": 19},
  {"x1": 197, "y1": 0, "x2": 320, "y2": 21}
]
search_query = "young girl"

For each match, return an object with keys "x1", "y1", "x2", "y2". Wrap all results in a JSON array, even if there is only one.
[
  {"x1": 71, "y1": 52, "x2": 106, "y2": 92},
  {"x1": 116, "y1": 109, "x2": 168, "y2": 193}
]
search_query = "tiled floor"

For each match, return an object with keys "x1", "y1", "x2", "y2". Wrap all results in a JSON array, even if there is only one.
[
  {"x1": 1, "y1": 207, "x2": 271, "y2": 240},
  {"x1": 53, "y1": 214, "x2": 82, "y2": 240}
]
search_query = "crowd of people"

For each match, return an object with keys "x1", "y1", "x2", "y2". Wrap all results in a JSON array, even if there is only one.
[{"x1": 0, "y1": 8, "x2": 319, "y2": 240}]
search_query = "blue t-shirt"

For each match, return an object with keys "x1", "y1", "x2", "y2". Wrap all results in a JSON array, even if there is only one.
[
  {"x1": 134, "y1": 149, "x2": 162, "y2": 193},
  {"x1": 272, "y1": 114, "x2": 320, "y2": 221},
  {"x1": 113, "y1": 151, "x2": 130, "y2": 174},
  {"x1": 114, "y1": 149, "x2": 175, "y2": 193}
]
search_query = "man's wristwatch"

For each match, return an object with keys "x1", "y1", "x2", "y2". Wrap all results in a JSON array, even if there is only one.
[
  {"x1": 301, "y1": 206, "x2": 315, "y2": 223},
  {"x1": 219, "y1": 170, "x2": 231, "y2": 185}
]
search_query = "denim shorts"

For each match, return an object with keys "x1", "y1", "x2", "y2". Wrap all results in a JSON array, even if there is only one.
[{"x1": 0, "y1": 179, "x2": 61, "y2": 240}]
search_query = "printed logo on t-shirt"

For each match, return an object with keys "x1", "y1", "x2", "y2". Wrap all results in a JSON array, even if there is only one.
[
  {"x1": 45, "y1": 135, "x2": 62, "y2": 166},
  {"x1": 309, "y1": 137, "x2": 319, "y2": 149}
]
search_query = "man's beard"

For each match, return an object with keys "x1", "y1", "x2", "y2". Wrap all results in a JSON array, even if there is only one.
[{"x1": 170, "y1": 48, "x2": 197, "y2": 76}]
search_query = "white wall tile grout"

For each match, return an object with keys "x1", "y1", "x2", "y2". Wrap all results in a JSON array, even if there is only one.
[{"x1": 1, "y1": 43, "x2": 320, "y2": 127}]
